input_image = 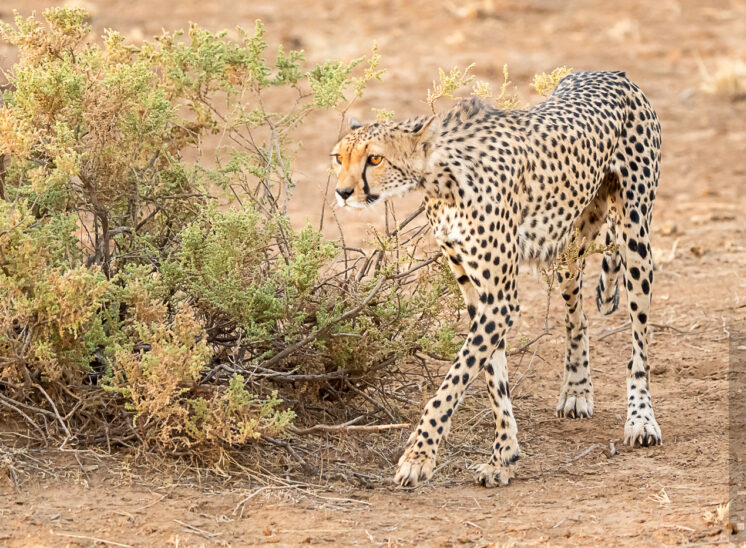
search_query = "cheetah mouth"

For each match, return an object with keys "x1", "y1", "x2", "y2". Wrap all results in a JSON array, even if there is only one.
[{"x1": 336, "y1": 192, "x2": 380, "y2": 209}]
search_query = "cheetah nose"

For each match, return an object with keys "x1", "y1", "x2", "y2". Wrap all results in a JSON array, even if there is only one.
[{"x1": 336, "y1": 187, "x2": 354, "y2": 200}]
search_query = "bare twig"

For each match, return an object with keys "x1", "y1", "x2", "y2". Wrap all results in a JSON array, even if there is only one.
[
  {"x1": 0, "y1": 394, "x2": 47, "y2": 442},
  {"x1": 507, "y1": 330, "x2": 551, "y2": 357},
  {"x1": 30, "y1": 378, "x2": 72, "y2": 439},
  {"x1": 597, "y1": 321, "x2": 631, "y2": 341},
  {"x1": 263, "y1": 436, "x2": 314, "y2": 475},
  {"x1": 232, "y1": 484, "x2": 308, "y2": 517}
]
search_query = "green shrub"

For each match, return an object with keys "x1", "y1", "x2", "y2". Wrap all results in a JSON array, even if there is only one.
[{"x1": 0, "y1": 8, "x2": 460, "y2": 455}]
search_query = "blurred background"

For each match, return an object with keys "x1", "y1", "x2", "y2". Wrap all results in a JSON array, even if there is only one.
[{"x1": 2, "y1": 0, "x2": 743, "y2": 243}]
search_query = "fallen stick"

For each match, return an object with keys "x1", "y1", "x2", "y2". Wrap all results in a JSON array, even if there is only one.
[
  {"x1": 507, "y1": 329, "x2": 552, "y2": 357},
  {"x1": 233, "y1": 485, "x2": 299, "y2": 516},
  {"x1": 597, "y1": 321, "x2": 631, "y2": 341},
  {"x1": 51, "y1": 531, "x2": 132, "y2": 548},
  {"x1": 174, "y1": 520, "x2": 222, "y2": 539},
  {"x1": 598, "y1": 320, "x2": 700, "y2": 341},
  {"x1": 565, "y1": 443, "x2": 600, "y2": 463},
  {"x1": 290, "y1": 421, "x2": 409, "y2": 435}
]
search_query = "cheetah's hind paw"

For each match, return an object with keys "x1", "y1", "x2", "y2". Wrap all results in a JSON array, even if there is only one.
[{"x1": 473, "y1": 462, "x2": 515, "y2": 488}]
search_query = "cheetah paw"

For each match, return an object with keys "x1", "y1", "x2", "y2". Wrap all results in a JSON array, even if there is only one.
[
  {"x1": 556, "y1": 390, "x2": 594, "y2": 419},
  {"x1": 395, "y1": 450, "x2": 435, "y2": 487},
  {"x1": 473, "y1": 462, "x2": 515, "y2": 488},
  {"x1": 624, "y1": 415, "x2": 662, "y2": 447}
]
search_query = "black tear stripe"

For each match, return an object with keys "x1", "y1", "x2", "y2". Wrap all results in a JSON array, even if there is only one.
[
  {"x1": 362, "y1": 163, "x2": 371, "y2": 196},
  {"x1": 362, "y1": 158, "x2": 405, "y2": 202}
]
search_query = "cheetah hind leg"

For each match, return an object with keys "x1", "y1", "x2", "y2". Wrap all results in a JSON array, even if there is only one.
[{"x1": 556, "y1": 261, "x2": 594, "y2": 419}]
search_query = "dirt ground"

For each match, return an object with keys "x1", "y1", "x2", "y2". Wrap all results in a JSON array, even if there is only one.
[{"x1": 1, "y1": 0, "x2": 745, "y2": 546}]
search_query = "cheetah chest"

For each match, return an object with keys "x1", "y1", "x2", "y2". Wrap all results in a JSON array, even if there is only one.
[{"x1": 431, "y1": 205, "x2": 468, "y2": 247}]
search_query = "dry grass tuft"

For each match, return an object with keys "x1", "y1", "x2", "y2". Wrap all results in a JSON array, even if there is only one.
[
  {"x1": 531, "y1": 66, "x2": 573, "y2": 97},
  {"x1": 703, "y1": 502, "x2": 730, "y2": 526},
  {"x1": 698, "y1": 58, "x2": 746, "y2": 100}
]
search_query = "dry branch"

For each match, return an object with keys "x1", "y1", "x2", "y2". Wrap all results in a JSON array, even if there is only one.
[{"x1": 257, "y1": 276, "x2": 387, "y2": 370}]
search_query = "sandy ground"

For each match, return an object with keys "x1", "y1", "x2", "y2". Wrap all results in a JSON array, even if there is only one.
[{"x1": 1, "y1": 0, "x2": 745, "y2": 546}]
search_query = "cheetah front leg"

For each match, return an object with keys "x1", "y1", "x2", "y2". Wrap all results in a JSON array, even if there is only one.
[
  {"x1": 395, "y1": 255, "x2": 484, "y2": 487},
  {"x1": 396, "y1": 253, "x2": 522, "y2": 487},
  {"x1": 395, "y1": 320, "x2": 493, "y2": 487}
]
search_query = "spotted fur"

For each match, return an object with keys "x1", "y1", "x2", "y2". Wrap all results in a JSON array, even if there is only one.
[{"x1": 331, "y1": 71, "x2": 662, "y2": 488}]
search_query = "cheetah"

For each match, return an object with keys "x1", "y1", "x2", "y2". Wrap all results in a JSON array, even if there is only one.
[{"x1": 330, "y1": 71, "x2": 662, "y2": 488}]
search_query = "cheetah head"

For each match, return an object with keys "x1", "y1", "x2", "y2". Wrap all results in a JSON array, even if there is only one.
[{"x1": 330, "y1": 116, "x2": 440, "y2": 208}]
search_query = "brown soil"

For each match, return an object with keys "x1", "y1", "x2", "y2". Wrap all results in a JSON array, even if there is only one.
[{"x1": 1, "y1": 0, "x2": 745, "y2": 546}]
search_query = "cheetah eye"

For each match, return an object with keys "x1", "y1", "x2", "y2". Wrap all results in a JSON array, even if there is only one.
[
  {"x1": 368, "y1": 155, "x2": 384, "y2": 166},
  {"x1": 331, "y1": 154, "x2": 342, "y2": 165}
]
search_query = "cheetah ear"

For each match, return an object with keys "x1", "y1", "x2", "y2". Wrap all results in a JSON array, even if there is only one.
[
  {"x1": 349, "y1": 117, "x2": 363, "y2": 131},
  {"x1": 411, "y1": 115, "x2": 441, "y2": 152}
]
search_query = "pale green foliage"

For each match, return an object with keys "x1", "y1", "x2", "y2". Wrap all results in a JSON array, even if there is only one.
[
  {"x1": 167, "y1": 205, "x2": 337, "y2": 348},
  {"x1": 187, "y1": 380, "x2": 296, "y2": 444},
  {"x1": 0, "y1": 9, "x2": 462, "y2": 458},
  {"x1": 352, "y1": 42, "x2": 385, "y2": 97},
  {"x1": 372, "y1": 107, "x2": 395, "y2": 121},
  {"x1": 427, "y1": 63, "x2": 477, "y2": 111},
  {"x1": 309, "y1": 58, "x2": 364, "y2": 108},
  {"x1": 427, "y1": 63, "x2": 523, "y2": 112},
  {"x1": 0, "y1": 199, "x2": 110, "y2": 384},
  {"x1": 471, "y1": 80, "x2": 492, "y2": 99},
  {"x1": 494, "y1": 64, "x2": 523, "y2": 109},
  {"x1": 0, "y1": 8, "x2": 424, "y2": 454},
  {"x1": 531, "y1": 66, "x2": 573, "y2": 96}
]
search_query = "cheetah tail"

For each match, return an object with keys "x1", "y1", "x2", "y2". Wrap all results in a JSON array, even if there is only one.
[{"x1": 595, "y1": 227, "x2": 621, "y2": 315}]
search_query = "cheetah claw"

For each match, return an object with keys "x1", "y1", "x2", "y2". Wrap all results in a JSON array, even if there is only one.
[
  {"x1": 557, "y1": 390, "x2": 594, "y2": 419},
  {"x1": 624, "y1": 415, "x2": 662, "y2": 447}
]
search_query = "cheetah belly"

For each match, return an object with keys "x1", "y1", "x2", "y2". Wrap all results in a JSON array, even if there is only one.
[{"x1": 517, "y1": 215, "x2": 573, "y2": 266}]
